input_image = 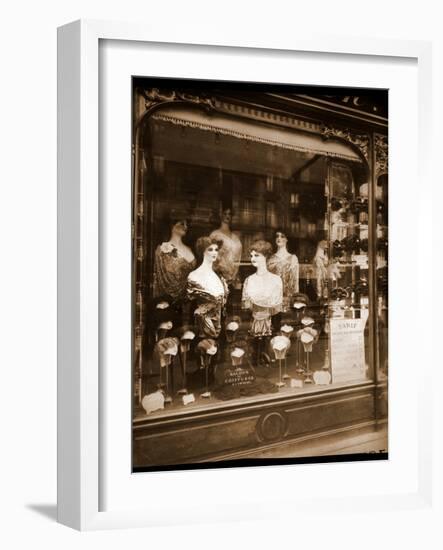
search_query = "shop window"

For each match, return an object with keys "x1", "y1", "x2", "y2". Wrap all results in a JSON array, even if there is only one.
[{"x1": 134, "y1": 104, "x2": 382, "y2": 418}]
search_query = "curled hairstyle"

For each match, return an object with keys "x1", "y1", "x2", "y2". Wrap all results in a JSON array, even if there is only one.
[
  {"x1": 168, "y1": 214, "x2": 188, "y2": 229},
  {"x1": 249, "y1": 240, "x2": 273, "y2": 259},
  {"x1": 161, "y1": 211, "x2": 189, "y2": 242},
  {"x1": 274, "y1": 228, "x2": 288, "y2": 241},
  {"x1": 195, "y1": 236, "x2": 219, "y2": 263},
  {"x1": 274, "y1": 228, "x2": 295, "y2": 254}
]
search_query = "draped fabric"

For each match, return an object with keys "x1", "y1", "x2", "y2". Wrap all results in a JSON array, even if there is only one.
[
  {"x1": 267, "y1": 252, "x2": 299, "y2": 310},
  {"x1": 187, "y1": 277, "x2": 228, "y2": 338},
  {"x1": 152, "y1": 108, "x2": 362, "y2": 162},
  {"x1": 153, "y1": 243, "x2": 196, "y2": 301}
]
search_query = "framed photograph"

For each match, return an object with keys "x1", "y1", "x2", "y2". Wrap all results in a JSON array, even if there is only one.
[
  {"x1": 130, "y1": 77, "x2": 388, "y2": 472},
  {"x1": 57, "y1": 20, "x2": 433, "y2": 530}
]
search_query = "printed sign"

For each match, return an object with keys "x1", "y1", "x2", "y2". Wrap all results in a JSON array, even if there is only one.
[
  {"x1": 182, "y1": 393, "x2": 195, "y2": 406},
  {"x1": 220, "y1": 365, "x2": 256, "y2": 388},
  {"x1": 353, "y1": 254, "x2": 369, "y2": 269},
  {"x1": 330, "y1": 317, "x2": 368, "y2": 383}
]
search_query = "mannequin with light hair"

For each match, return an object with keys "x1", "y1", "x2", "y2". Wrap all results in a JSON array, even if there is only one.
[
  {"x1": 187, "y1": 237, "x2": 228, "y2": 339},
  {"x1": 242, "y1": 240, "x2": 283, "y2": 338}
]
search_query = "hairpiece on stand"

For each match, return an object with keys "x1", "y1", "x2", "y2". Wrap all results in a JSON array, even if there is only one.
[
  {"x1": 301, "y1": 316, "x2": 315, "y2": 327},
  {"x1": 280, "y1": 324, "x2": 294, "y2": 336},
  {"x1": 350, "y1": 197, "x2": 368, "y2": 215},
  {"x1": 342, "y1": 234, "x2": 361, "y2": 254},
  {"x1": 354, "y1": 278, "x2": 369, "y2": 296},
  {"x1": 154, "y1": 337, "x2": 179, "y2": 403},
  {"x1": 360, "y1": 238, "x2": 369, "y2": 252},
  {"x1": 330, "y1": 197, "x2": 344, "y2": 212},
  {"x1": 332, "y1": 240, "x2": 345, "y2": 258},
  {"x1": 230, "y1": 346, "x2": 246, "y2": 366},
  {"x1": 196, "y1": 338, "x2": 218, "y2": 399},
  {"x1": 271, "y1": 335, "x2": 292, "y2": 386},
  {"x1": 330, "y1": 287, "x2": 349, "y2": 301},
  {"x1": 292, "y1": 292, "x2": 309, "y2": 309},
  {"x1": 175, "y1": 325, "x2": 196, "y2": 395},
  {"x1": 377, "y1": 238, "x2": 388, "y2": 251}
]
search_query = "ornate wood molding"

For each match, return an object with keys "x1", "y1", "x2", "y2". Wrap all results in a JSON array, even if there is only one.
[
  {"x1": 139, "y1": 87, "x2": 326, "y2": 135},
  {"x1": 140, "y1": 87, "x2": 217, "y2": 114},
  {"x1": 321, "y1": 124, "x2": 370, "y2": 163},
  {"x1": 374, "y1": 133, "x2": 388, "y2": 178}
]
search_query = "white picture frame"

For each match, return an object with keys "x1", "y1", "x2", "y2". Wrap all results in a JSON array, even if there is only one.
[{"x1": 57, "y1": 19, "x2": 434, "y2": 531}]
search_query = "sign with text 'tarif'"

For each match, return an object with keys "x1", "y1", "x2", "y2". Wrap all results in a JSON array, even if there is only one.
[{"x1": 330, "y1": 314, "x2": 368, "y2": 383}]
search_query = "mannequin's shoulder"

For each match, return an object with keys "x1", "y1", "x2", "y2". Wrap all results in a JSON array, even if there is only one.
[
  {"x1": 178, "y1": 243, "x2": 195, "y2": 262},
  {"x1": 187, "y1": 265, "x2": 203, "y2": 281},
  {"x1": 209, "y1": 229, "x2": 222, "y2": 239},
  {"x1": 268, "y1": 271, "x2": 283, "y2": 285}
]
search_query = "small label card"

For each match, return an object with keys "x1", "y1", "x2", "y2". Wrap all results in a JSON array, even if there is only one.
[
  {"x1": 182, "y1": 393, "x2": 195, "y2": 406},
  {"x1": 290, "y1": 378, "x2": 303, "y2": 388}
]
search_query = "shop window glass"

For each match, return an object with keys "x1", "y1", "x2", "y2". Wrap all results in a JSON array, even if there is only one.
[{"x1": 134, "y1": 109, "x2": 379, "y2": 418}]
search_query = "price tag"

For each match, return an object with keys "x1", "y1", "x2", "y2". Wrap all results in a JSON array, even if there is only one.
[
  {"x1": 182, "y1": 393, "x2": 195, "y2": 406},
  {"x1": 290, "y1": 378, "x2": 303, "y2": 388}
]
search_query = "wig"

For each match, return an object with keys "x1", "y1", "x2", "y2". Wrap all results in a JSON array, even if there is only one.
[
  {"x1": 249, "y1": 239, "x2": 273, "y2": 259},
  {"x1": 195, "y1": 236, "x2": 219, "y2": 263}
]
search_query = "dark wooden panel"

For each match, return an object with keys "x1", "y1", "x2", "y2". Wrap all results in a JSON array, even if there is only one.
[
  {"x1": 285, "y1": 394, "x2": 374, "y2": 436},
  {"x1": 376, "y1": 382, "x2": 388, "y2": 419},
  {"x1": 135, "y1": 415, "x2": 259, "y2": 466},
  {"x1": 133, "y1": 384, "x2": 377, "y2": 467}
]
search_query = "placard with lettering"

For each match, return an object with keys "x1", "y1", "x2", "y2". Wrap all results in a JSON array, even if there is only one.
[
  {"x1": 217, "y1": 365, "x2": 256, "y2": 388},
  {"x1": 330, "y1": 318, "x2": 367, "y2": 383}
]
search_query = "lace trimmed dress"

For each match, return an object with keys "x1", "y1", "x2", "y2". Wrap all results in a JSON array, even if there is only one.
[
  {"x1": 267, "y1": 252, "x2": 299, "y2": 311},
  {"x1": 153, "y1": 242, "x2": 196, "y2": 302},
  {"x1": 187, "y1": 272, "x2": 228, "y2": 339},
  {"x1": 242, "y1": 272, "x2": 283, "y2": 337}
]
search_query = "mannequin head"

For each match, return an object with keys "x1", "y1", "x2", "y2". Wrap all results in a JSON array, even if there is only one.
[
  {"x1": 221, "y1": 207, "x2": 232, "y2": 226},
  {"x1": 274, "y1": 229, "x2": 288, "y2": 250},
  {"x1": 195, "y1": 236, "x2": 219, "y2": 265},
  {"x1": 249, "y1": 240, "x2": 272, "y2": 270},
  {"x1": 169, "y1": 217, "x2": 188, "y2": 239}
]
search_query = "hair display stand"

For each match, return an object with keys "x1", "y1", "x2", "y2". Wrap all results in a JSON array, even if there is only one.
[
  {"x1": 201, "y1": 355, "x2": 212, "y2": 399},
  {"x1": 177, "y1": 341, "x2": 188, "y2": 395},
  {"x1": 303, "y1": 347, "x2": 314, "y2": 384},
  {"x1": 271, "y1": 335, "x2": 291, "y2": 389},
  {"x1": 163, "y1": 355, "x2": 173, "y2": 404},
  {"x1": 280, "y1": 325, "x2": 293, "y2": 380}
]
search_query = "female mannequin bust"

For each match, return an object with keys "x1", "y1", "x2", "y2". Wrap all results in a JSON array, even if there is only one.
[
  {"x1": 267, "y1": 229, "x2": 299, "y2": 311},
  {"x1": 153, "y1": 217, "x2": 196, "y2": 302},
  {"x1": 210, "y1": 207, "x2": 242, "y2": 285},
  {"x1": 242, "y1": 240, "x2": 283, "y2": 337},
  {"x1": 187, "y1": 237, "x2": 228, "y2": 339},
  {"x1": 313, "y1": 240, "x2": 328, "y2": 299}
]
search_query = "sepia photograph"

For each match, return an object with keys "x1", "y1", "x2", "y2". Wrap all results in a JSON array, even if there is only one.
[{"x1": 131, "y1": 79, "x2": 389, "y2": 471}]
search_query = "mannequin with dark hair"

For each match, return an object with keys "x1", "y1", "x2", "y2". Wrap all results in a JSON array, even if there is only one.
[
  {"x1": 209, "y1": 206, "x2": 242, "y2": 285},
  {"x1": 153, "y1": 215, "x2": 196, "y2": 301},
  {"x1": 267, "y1": 229, "x2": 299, "y2": 311}
]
